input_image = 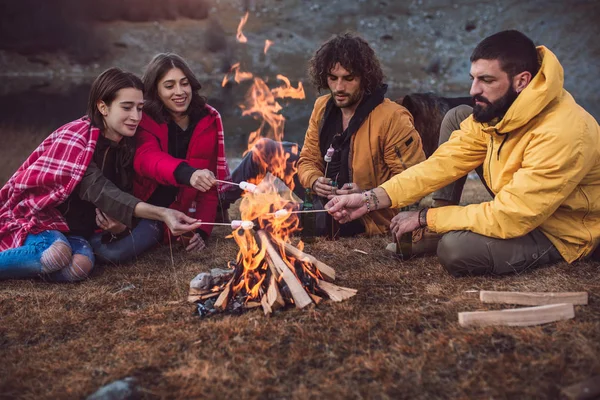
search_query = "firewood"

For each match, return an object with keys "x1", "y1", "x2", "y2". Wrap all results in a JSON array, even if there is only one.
[
  {"x1": 280, "y1": 241, "x2": 336, "y2": 282},
  {"x1": 309, "y1": 293, "x2": 323, "y2": 305},
  {"x1": 189, "y1": 287, "x2": 213, "y2": 296},
  {"x1": 317, "y1": 280, "x2": 357, "y2": 302},
  {"x1": 480, "y1": 291, "x2": 588, "y2": 306},
  {"x1": 245, "y1": 301, "x2": 261, "y2": 309},
  {"x1": 214, "y1": 278, "x2": 233, "y2": 311},
  {"x1": 561, "y1": 375, "x2": 600, "y2": 400},
  {"x1": 257, "y1": 230, "x2": 313, "y2": 308},
  {"x1": 261, "y1": 295, "x2": 272, "y2": 316},
  {"x1": 187, "y1": 291, "x2": 221, "y2": 303},
  {"x1": 458, "y1": 303, "x2": 575, "y2": 327},
  {"x1": 266, "y1": 275, "x2": 285, "y2": 310}
]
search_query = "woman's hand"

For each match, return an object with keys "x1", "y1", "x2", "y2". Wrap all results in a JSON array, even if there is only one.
[
  {"x1": 161, "y1": 209, "x2": 202, "y2": 236},
  {"x1": 185, "y1": 233, "x2": 206, "y2": 252},
  {"x1": 95, "y1": 209, "x2": 127, "y2": 234},
  {"x1": 190, "y1": 169, "x2": 216, "y2": 192},
  {"x1": 324, "y1": 193, "x2": 367, "y2": 224}
]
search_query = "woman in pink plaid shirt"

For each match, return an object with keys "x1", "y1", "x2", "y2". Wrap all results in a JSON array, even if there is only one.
[{"x1": 0, "y1": 68, "x2": 201, "y2": 282}]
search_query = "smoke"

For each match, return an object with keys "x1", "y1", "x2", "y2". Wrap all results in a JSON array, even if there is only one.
[{"x1": 0, "y1": 0, "x2": 210, "y2": 62}]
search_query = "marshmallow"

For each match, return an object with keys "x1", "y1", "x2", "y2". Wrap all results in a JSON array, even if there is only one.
[
  {"x1": 231, "y1": 220, "x2": 254, "y2": 230},
  {"x1": 239, "y1": 181, "x2": 257, "y2": 193},
  {"x1": 324, "y1": 145, "x2": 335, "y2": 162},
  {"x1": 274, "y1": 209, "x2": 290, "y2": 219}
]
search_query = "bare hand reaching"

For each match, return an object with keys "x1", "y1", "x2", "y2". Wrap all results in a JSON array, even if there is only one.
[
  {"x1": 324, "y1": 193, "x2": 367, "y2": 224},
  {"x1": 95, "y1": 209, "x2": 127, "y2": 234},
  {"x1": 190, "y1": 169, "x2": 216, "y2": 192},
  {"x1": 161, "y1": 209, "x2": 202, "y2": 236}
]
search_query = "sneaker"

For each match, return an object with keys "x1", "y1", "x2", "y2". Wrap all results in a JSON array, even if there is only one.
[{"x1": 412, "y1": 227, "x2": 442, "y2": 255}]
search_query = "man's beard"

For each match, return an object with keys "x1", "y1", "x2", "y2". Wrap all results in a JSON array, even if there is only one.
[
  {"x1": 472, "y1": 86, "x2": 519, "y2": 123},
  {"x1": 332, "y1": 89, "x2": 362, "y2": 108}
]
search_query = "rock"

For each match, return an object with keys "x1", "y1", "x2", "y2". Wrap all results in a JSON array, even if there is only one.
[
  {"x1": 190, "y1": 273, "x2": 212, "y2": 290},
  {"x1": 86, "y1": 377, "x2": 138, "y2": 400},
  {"x1": 385, "y1": 242, "x2": 397, "y2": 253}
]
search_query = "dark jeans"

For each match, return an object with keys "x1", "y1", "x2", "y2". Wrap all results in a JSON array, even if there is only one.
[{"x1": 432, "y1": 106, "x2": 564, "y2": 276}]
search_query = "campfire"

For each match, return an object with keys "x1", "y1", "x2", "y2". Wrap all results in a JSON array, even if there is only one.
[
  {"x1": 189, "y1": 174, "x2": 357, "y2": 316},
  {"x1": 188, "y1": 13, "x2": 356, "y2": 316}
]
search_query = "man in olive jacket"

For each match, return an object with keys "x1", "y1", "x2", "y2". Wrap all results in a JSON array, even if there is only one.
[
  {"x1": 326, "y1": 30, "x2": 600, "y2": 276},
  {"x1": 298, "y1": 33, "x2": 426, "y2": 237}
]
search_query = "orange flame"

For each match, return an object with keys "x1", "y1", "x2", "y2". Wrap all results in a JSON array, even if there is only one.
[
  {"x1": 236, "y1": 12, "x2": 249, "y2": 43},
  {"x1": 221, "y1": 63, "x2": 254, "y2": 87},
  {"x1": 264, "y1": 39, "x2": 274, "y2": 54}
]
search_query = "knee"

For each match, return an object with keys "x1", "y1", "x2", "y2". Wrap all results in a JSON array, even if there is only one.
[
  {"x1": 440, "y1": 105, "x2": 473, "y2": 137},
  {"x1": 40, "y1": 241, "x2": 72, "y2": 273},
  {"x1": 63, "y1": 254, "x2": 95, "y2": 282},
  {"x1": 437, "y1": 231, "x2": 486, "y2": 277}
]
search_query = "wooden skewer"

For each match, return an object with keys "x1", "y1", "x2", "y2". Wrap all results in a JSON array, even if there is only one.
[
  {"x1": 215, "y1": 179, "x2": 240, "y2": 186},
  {"x1": 268, "y1": 209, "x2": 329, "y2": 216}
]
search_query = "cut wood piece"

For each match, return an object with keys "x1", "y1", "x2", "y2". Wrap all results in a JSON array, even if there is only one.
[
  {"x1": 280, "y1": 241, "x2": 336, "y2": 282},
  {"x1": 458, "y1": 303, "x2": 575, "y2": 327},
  {"x1": 187, "y1": 291, "x2": 221, "y2": 303},
  {"x1": 245, "y1": 301, "x2": 261, "y2": 309},
  {"x1": 561, "y1": 375, "x2": 600, "y2": 400},
  {"x1": 257, "y1": 230, "x2": 313, "y2": 309},
  {"x1": 261, "y1": 294, "x2": 272, "y2": 315},
  {"x1": 266, "y1": 275, "x2": 285, "y2": 310},
  {"x1": 309, "y1": 293, "x2": 323, "y2": 305},
  {"x1": 317, "y1": 280, "x2": 357, "y2": 302},
  {"x1": 480, "y1": 291, "x2": 588, "y2": 306},
  {"x1": 214, "y1": 279, "x2": 233, "y2": 311}
]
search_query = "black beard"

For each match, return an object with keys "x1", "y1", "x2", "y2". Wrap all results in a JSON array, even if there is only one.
[{"x1": 472, "y1": 87, "x2": 519, "y2": 123}]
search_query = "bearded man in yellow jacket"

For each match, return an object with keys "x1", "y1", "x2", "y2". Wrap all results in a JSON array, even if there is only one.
[
  {"x1": 298, "y1": 33, "x2": 426, "y2": 237},
  {"x1": 326, "y1": 30, "x2": 600, "y2": 276}
]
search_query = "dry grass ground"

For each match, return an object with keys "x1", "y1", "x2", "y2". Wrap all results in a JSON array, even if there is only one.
[{"x1": 1, "y1": 180, "x2": 599, "y2": 399}]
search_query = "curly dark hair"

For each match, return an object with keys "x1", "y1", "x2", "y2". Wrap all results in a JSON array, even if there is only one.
[{"x1": 308, "y1": 33, "x2": 384, "y2": 95}]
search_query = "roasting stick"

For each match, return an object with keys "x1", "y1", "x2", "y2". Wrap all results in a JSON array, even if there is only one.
[
  {"x1": 269, "y1": 209, "x2": 329, "y2": 218},
  {"x1": 323, "y1": 145, "x2": 335, "y2": 179},
  {"x1": 194, "y1": 220, "x2": 255, "y2": 230},
  {"x1": 214, "y1": 179, "x2": 258, "y2": 193}
]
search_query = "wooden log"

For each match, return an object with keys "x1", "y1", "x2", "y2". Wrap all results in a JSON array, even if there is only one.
[
  {"x1": 309, "y1": 293, "x2": 323, "y2": 305},
  {"x1": 266, "y1": 275, "x2": 285, "y2": 310},
  {"x1": 458, "y1": 303, "x2": 575, "y2": 327},
  {"x1": 561, "y1": 375, "x2": 600, "y2": 400},
  {"x1": 245, "y1": 301, "x2": 261, "y2": 309},
  {"x1": 187, "y1": 291, "x2": 221, "y2": 303},
  {"x1": 480, "y1": 291, "x2": 588, "y2": 306},
  {"x1": 261, "y1": 294, "x2": 272, "y2": 316},
  {"x1": 214, "y1": 278, "x2": 233, "y2": 311},
  {"x1": 317, "y1": 280, "x2": 357, "y2": 302},
  {"x1": 280, "y1": 241, "x2": 336, "y2": 282},
  {"x1": 257, "y1": 230, "x2": 313, "y2": 309}
]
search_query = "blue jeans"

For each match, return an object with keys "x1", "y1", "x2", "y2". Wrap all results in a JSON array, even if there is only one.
[
  {"x1": 0, "y1": 230, "x2": 95, "y2": 282},
  {"x1": 89, "y1": 219, "x2": 163, "y2": 265}
]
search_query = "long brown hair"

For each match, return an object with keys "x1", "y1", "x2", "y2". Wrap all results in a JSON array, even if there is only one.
[
  {"x1": 142, "y1": 53, "x2": 207, "y2": 123},
  {"x1": 86, "y1": 67, "x2": 144, "y2": 129}
]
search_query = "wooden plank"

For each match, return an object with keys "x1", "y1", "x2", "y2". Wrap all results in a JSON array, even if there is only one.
[
  {"x1": 458, "y1": 303, "x2": 575, "y2": 327},
  {"x1": 261, "y1": 294, "x2": 272, "y2": 316},
  {"x1": 266, "y1": 275, "x2": 285, "y2": 310},
  {"x1": 561, "y1": 375, "x2": 600, "y2": 400},
  {"x1": 480, "y1": 291, "x2": 588, "y2": 306},
  {"x1": 187, "y1": 291, "x2": 221, "y2": 303},
  {"x1": 257, "y1": 231, "x2": 313, "y2": 309},
  {"x1": 214, "y1": 278, "x2": 233, "y2": 311},
  {"x1": 309, "y1": 293, "x2": 323, "y2": 305},
  {"x1": 317, "y1": 280, "x2": 357, "y2": 302},
  {"x1": 281, "y1": 241, "x2": 336, "y2": 282}
]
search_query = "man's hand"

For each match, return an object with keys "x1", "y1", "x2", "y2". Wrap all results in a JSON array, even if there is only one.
[
  {"x1": 190, "y1": 169, "x2": 216, "y2": 192},
  {"x1": 333, "y1": 182, "x2": 361, "y2": 198},
  {"x1": 161, "y1": 209, "x2": 202, "y2": 236},
  {"x1": 313, "y1": 177, "x2": 336, "y2": 198},
  {"x1": 390, "y1": 211, "x2": 420, "y2": 241},
  {"x1": 95, "y1": 209, "x2": 127, "y2": 234},
  {"x1": 324, "y1": 193, "x2": 367, "y2": 224},
  {"x1": 185, "y1": 233, "x2": 207, "y2": 252}
]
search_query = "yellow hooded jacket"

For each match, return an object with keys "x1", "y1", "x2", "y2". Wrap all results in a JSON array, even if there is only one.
[
  {"x1": 299, "y1": 95, "x2": 426, "y2": 235},
  {"x1": 380, "y1": 46, "x2": 600, "y2": 262}
]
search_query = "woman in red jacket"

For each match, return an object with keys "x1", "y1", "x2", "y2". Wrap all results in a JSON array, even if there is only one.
[{"x1": 134, "y1": 53, "x2": 231, "y2": 251}]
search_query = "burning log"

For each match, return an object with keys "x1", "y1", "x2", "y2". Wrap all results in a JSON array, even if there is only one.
[
  {"x1": 214, "y1": 278, "x2": 233, "y2": 311},
  {"x1": 257, "y1": 230, "x2": 313, "y2": 309},
  {"x1": 280, "y1": 241, "x2": 336, "y2": 282}
]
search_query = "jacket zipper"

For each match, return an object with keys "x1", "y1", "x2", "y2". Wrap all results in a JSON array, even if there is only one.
[{"x1": 487, "y1": 136, "x2": 494, "y2": 190}]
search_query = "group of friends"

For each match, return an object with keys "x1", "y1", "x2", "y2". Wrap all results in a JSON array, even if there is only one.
[{"x1": 0, "y1": 28, "x2": 598, "y2": 283}]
